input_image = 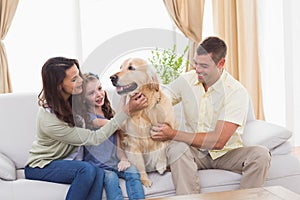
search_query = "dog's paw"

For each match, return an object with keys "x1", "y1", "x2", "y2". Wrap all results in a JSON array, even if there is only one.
[
  {"x1": 140, "y1": 173, "x2": 152, "y2": 187},
  {"x1": 156, "y1": 162, "x2": 167, "y2": 174},
  {"x1": 157, "y1": 166, "x2": 166, "y2": 174},
  {"x1": 142, "y1": 179, "x2": 153, "y2": 187}
]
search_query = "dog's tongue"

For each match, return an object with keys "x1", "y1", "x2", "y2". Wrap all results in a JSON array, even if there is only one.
[{"x1": 116, "y1": 86, "x2": 123, "y2": 93}]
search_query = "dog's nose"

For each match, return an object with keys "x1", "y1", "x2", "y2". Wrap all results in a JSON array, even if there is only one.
[{"x1": 110, "y1": 74, "x2": 118, "y2": 86}]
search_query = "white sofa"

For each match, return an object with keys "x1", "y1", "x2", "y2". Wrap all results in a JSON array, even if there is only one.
[{"x1": 1, "y1": 92, "x2": 300, "y2": 200}]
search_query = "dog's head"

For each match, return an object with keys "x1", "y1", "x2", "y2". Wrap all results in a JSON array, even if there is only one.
[{"x1": 110, "y1": 58, "x2": 159, "y2": 96}]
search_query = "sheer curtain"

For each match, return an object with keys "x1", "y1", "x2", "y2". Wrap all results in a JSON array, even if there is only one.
[
  {"x1": 0, "y1": 0, "x2": 19, "y2": 93},
  {"x1": 282, "y1": 0, "x2": 300, "y2": 146},
  {"x1": 257, "y1": 0, "x2": 300, "y2": 146},
  {"x1": 163, "y1": 0, "x2": 205, "y2": 70},
  {"x1": 212, "y1": 0, "x2": 264, "y2": 119}
]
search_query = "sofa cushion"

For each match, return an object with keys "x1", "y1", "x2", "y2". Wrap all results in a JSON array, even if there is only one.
[
  {"x1": 242, "y1": 120, "x2": 292, "y2": 150},
  {"x1": 0, "y1": 153, "x2": 16, "y2": 181}
]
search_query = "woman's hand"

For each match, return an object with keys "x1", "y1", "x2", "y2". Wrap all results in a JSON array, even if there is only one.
[{"x1": 123, "y1": 92, "x2": 148, "y2": 115}]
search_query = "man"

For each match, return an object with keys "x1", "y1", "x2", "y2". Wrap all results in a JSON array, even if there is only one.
[{"x1": 151, "y1": 36, "x2": 271, "y2": 195}]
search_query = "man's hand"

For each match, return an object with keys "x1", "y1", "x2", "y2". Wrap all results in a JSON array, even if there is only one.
[{"x1": 150, "y1": 123, "x2": 176, "y2": 141}]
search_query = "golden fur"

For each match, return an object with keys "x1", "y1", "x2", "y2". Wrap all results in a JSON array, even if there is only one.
[{"x1": 110, "y1": 58, "x2": 176, "y2": 187}]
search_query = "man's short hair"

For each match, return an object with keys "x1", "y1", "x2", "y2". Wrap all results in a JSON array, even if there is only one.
[{"x1": 196, "y1": 36, "x2": 227, "y2": 64}]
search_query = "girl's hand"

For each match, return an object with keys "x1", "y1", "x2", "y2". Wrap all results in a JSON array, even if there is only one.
[
  {"x1": 117, "y1": 160, "x2": 131, "y2": 171},
  {"x1": 92, "y1": 118, "x2": 109, "y2": 129}
]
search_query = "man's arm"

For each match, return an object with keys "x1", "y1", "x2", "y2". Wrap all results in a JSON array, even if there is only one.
[{"x1": 151, "y1": 120, "x2": 238, "y2": 150}]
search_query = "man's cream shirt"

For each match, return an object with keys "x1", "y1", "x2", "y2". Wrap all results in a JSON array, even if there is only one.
[{"x1": 165, "y1": 70, "x2": 249, "y2": 159}]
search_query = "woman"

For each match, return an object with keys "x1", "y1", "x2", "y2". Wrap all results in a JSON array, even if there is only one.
[{"x1": 24, "y1": 57, "x2": 147, "y2": 200}]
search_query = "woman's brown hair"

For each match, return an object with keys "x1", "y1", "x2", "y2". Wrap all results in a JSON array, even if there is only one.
[{"x1": 38, "y1": 57, "x2": 82, "y2": 126}]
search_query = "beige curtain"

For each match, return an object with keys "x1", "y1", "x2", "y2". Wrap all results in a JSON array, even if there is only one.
[
  {"x1": 0, "y1": 0, "x2": 19, "y2": 93},
  {"x1": 212, "y1": 0, "x2": 264, "y2": 120},
  {"x1": 163, "y1": 0, "x2": 205, "y2": 71}
]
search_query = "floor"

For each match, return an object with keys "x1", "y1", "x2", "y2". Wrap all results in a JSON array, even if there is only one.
[{"x1": 292, "y1": 146, "x2": 300, "y2": 160}]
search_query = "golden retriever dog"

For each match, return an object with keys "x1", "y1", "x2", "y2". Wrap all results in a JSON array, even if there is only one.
[{"x1": 110, "y1": 58, "x2": 176, "y2": 187}]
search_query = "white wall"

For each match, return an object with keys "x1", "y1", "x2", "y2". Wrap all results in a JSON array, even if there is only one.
[
  {"x1": 78, "y1": 0, "x2": 175, "y2": 90},
  {"x1": 79, "y1": 0, "x2": 173, "y2": 62},
  {"x1": 5, "y1": 0, "x2": 175, "y2": 93},
  {"x1": 5, "y1": 0, "x2": 81, "y2": 93}
]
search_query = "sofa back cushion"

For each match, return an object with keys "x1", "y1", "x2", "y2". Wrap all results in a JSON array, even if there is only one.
[
  {"x1": 242, "y1": 120, "x2": 292, "y2": 150},
  {"x1": 0, "y1": 92, "x2": 38, "y2": 169}
]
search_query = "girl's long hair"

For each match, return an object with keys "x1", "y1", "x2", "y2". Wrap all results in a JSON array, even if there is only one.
[
  {"x1": 79, "y1": 73, "x2": 115, "y2": 129},
  {"x1": 38, "y1": 57, "x2": 82, "y2": 126}
]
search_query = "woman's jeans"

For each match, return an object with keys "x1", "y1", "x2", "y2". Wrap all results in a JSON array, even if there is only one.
[
  {"x1": 104, "y1": 166, "x2": 145, "y2": 200},
  {"x1": 25, "y1": 160, "x2": 104, "y2": 200}
]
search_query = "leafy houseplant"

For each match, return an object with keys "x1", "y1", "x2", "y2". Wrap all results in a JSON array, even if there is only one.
[{"x1": 148, "y1": 45, "x2": 189, "y2": 85}]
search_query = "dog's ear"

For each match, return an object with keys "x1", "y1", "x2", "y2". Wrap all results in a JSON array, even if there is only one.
[
  {"x1": 147, "y1": 65, "x2": 160, "y2": 91},
  {"x1": 150, "y1": 80, "x2": 160, "y2": 92}
]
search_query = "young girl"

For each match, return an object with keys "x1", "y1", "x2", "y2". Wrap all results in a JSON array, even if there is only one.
[
  {"x1": 80, "y1": 73, "x2": 145, "y2": 200},
  {"x1": 24, "y1": 57, "x2": 147, "y2": 200}
]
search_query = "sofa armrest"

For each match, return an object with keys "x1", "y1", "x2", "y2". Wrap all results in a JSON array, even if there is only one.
[
  {"x1": 0, "y1": 153, "x2": 16, "y2": 181},
  {"x1": 242, "y1": 120, "x2": 292, "y2": 150}
]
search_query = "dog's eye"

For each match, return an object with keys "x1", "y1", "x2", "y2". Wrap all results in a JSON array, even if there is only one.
[{"x1": 128, "y1": 66, "x2": 135, "y2": 70}]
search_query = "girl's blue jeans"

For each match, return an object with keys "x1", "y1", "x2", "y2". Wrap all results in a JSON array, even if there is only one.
[
  {"x1": 25, "y1": 160, "x2": 104, "y2": 200},
  {"x1": 104, "y1": 165, "x2": 145, "y2": 200}
]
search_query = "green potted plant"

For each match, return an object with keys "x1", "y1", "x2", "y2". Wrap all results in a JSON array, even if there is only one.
[{"x1": 148, "y1": 44, "x2": 189, "y2": 85}]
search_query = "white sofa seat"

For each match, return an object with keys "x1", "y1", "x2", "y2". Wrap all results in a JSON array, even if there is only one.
[{"x1": 1, "y1": 92, "x2": 300, "y2": 199}]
